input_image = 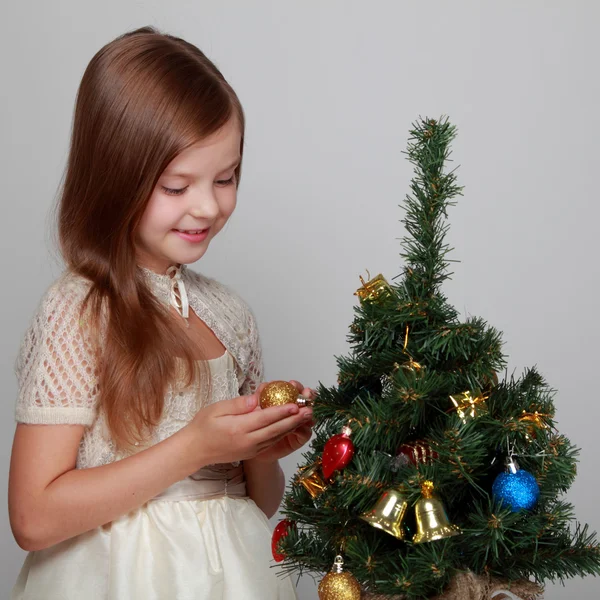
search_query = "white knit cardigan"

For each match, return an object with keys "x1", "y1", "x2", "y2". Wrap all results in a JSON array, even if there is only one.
[{"x1": 13, "y1": 264, "x2": 264, "y2": 468}]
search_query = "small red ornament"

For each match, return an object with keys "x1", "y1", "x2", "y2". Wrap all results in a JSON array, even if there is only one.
[
  {"x1": 322, "y1": 425, "x2": 355, "y2": 480},
  {"x1": 396, "y1": 440, "x2": 438, "y2": 467},
  {"x1": 272, "y1": 519, "x2": 296, "y2": 562}
]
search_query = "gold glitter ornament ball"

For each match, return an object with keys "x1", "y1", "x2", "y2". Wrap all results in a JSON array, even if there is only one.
[
  {"x1": 318, "y1": 556, "x2": 362, "y2": 600},
  {"x1": 259, "y1": 380, "x2": 313, "y2": 409}
]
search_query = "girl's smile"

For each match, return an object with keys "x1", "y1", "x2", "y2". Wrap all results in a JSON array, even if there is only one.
[{"x1": 172, "y1": 228, "x2": 211, "y2": 243}]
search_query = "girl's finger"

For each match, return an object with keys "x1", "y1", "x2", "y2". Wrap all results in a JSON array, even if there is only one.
[
  {"x1": 256, "y1": 437, "x2": 284, "y2": 453},
  {"x1": 240, "y1": 403, "x2": 301, "y2": 432},
  {"x1": 256, "y1": 382, "x2": 269, "y2": 395},
  {"x1": 260, "y1": 433, "x2": 287, "y2": 448},
  {"x1": 249, "y1": 411, "x2": 308, "y2": 444},
  {"x1": 294, "y1": 426, "x2": 313, "y2": 440},
  {"x1": 289, "y1": 431, "x2": 311, "y2": 451},
  {"x1": 288, "y1": 380, "x2": 304, "y2": 393}
]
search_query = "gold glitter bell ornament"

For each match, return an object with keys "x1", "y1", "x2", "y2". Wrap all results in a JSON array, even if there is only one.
[
  {"x1": 318, "y1": 555, "x2": 362, "y2": 600},
  {"x1": 360, "y1": 487, "x2": 409, "y2": 540},
  {"x1": 412, "y1": 481, "x2": 461, "y2": 544},
  {"x1": 259, "y1": 381, "x2": 315, "y2": 409}
]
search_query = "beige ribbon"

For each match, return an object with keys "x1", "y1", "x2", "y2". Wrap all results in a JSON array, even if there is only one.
[
  {"x1": 150, "y1": 463, "x2": 247, "y2": 502},
  {"x1": 166, "y1": 265, "x2": 190, "y2": 324}
]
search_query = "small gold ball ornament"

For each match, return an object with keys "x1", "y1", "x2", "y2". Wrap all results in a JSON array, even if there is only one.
[
  {"x1": 318, "y1": 555, "x2": 361, "y2": 600},
  {"x1": 259, "y1": 380, "x2": 314, "y2": 409}
]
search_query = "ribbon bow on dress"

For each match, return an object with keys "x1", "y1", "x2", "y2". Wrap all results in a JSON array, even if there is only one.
[{"x1": 166, "y1": 265, "x2": 190, "y2": 326}]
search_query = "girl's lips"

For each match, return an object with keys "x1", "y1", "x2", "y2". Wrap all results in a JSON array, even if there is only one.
[{"x1": 173, "y1": 228, "x2": 210, "y2": 243}]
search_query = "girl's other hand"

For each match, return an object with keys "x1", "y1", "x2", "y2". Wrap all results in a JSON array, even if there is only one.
[
  {"x1": 187, "y1": 384, "x2": 311, "y2": 469},
  {"x1": 248, "y1": 380, "x2": 316, "y2": 463}
]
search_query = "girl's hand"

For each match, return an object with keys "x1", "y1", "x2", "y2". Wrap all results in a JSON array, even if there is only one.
[
  {"x1": 248, "y1": 381, "x2": 316, "y2": 463},
  {"x1": 187, "y1": 387, "x2": 310, "y2": 468}
]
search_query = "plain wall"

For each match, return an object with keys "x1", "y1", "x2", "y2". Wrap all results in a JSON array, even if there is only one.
[{"x1": 1, "y1": 1, "x2": 598, "y2": 598}]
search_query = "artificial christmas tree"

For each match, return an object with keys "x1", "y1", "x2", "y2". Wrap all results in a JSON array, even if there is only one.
[{"x1": 274, "y1": 116, "x2": 600, "y2": 599}]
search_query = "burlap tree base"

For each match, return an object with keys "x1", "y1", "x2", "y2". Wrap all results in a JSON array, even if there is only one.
[{"x1": 361, "y1": 570, "x2": 543, "y2": 600}]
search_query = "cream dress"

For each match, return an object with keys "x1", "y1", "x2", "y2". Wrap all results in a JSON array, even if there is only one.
[{"x1": 11, "y1": 266, "x2": 299, "y2": 600}]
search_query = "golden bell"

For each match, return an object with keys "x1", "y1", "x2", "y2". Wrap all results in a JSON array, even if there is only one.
[
  {"x1": 360, "y1": 488, "x2": 409, "y2": 541},
  {"x1": 412, "y1": 481, "x2": 461, "y2": 544}
]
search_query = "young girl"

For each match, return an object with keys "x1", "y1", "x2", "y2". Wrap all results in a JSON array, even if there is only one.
[{"x1": 8, "y1": 25, "x2": 315, "y2": 599}]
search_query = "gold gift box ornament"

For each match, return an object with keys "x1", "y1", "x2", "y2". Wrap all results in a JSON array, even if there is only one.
[
  {"x1": 297, "y1": 458, "x2": 328, "y2": 499},
  {"x1": 354, "y1": 271, "x2": 393, "y2": 303}
]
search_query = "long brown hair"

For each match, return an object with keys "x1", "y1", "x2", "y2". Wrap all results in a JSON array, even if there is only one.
[{"x1": 56, "y1": 26, "x2": 245, "y2": 450}]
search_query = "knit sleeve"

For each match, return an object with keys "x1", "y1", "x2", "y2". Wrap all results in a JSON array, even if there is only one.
[
  {"x1": 14, "y1": 275, "x2": 101, "y2": 426},
  {"x1": 239, "y1": 303, "x2": 264, "y2": 397}
]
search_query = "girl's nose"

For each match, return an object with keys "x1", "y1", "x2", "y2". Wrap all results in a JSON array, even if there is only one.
[{"x1": 189, "y1": 189, "x2": 220, "y2": 220}]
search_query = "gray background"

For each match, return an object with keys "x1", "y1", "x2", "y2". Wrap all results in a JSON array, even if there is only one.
[{"x1": 1, "y1": 1, "x2": 598, "y2": 598}]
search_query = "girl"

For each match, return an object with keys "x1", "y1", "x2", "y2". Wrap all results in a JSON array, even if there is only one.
[{"x1": 8, "y1": 25, "x2": 314, "y2": 599}]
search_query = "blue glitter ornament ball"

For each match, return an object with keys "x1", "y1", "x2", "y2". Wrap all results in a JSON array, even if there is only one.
[{"x1": 492, "y1": 456, "x2": 540, "y2": 512}]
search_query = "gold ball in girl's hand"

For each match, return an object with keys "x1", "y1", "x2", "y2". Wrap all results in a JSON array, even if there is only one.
[{"x1": 259, "y1": 381, "x2": 314, "y2": 409}]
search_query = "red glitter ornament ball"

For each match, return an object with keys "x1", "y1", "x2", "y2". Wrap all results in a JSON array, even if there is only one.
[{"x1": 322, "y1": 425, "x2": 355, "y2": 480}]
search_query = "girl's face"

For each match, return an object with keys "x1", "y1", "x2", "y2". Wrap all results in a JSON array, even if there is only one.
[{"x1": 135, "y1": 117, "x2": 241, "y2": 273}]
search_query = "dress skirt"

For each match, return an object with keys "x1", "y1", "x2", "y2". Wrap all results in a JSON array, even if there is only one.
[{"x1": 11, "y1": 466, "x2": 299, "y2": 600}]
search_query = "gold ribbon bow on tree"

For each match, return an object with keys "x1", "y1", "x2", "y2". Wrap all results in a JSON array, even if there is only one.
[
  {"x1": 449, "y1": 389, "x2": 489, "y2": 423},
  {"x1": 515, "y1": 409, "x2": 553, "y2": 441},
  {"x1": 392, "y1": 325, "x2": 425, "y2": 377}
]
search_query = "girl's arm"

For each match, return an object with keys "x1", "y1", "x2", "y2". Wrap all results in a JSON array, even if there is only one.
[
  {"x1": 9, "y1": 421, "x2": 206, "y2": 552},
  {"x1": 243, "y1": 457, "x2": 285, "y2": 519}
]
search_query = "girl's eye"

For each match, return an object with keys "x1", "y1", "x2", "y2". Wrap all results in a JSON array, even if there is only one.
[
  {"x1": 161, "y1": 175, "x2": 235, "y2": 195},
  {"x1": 216, "y1": 175, "x2": 235, "y2": 186},
  {"x1": 161, "y1": 186, "x2": 188, "y2": 196}
]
